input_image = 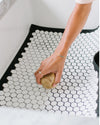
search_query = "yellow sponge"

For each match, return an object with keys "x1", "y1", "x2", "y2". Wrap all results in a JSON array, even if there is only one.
[{"x1": 40, "y1": 73, "x2": 55, "y2": 89}]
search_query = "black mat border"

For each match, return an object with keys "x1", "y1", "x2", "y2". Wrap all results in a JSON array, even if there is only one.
[{"x1": 0, "y1": 24, "x2": 99, "y2": 116}]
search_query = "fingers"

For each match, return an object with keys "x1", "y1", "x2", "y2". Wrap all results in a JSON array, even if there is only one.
[
  {"x1": 34, "y1": 60, "x2": 46, "y2": 76},
  {"x1": 35, "y1": 68, "x2": 51, "y2": 84},
  {"x1": 34, "y1": 66, "x2": 42, "y2": 76},
  {"x1": 53, "y1": 71, "x2": 62, "y2": 87}
]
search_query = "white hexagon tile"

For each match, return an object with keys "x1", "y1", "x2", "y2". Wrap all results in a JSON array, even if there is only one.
[{"x1": 0, "y1": 25, "x2": 99, "y2": 117}]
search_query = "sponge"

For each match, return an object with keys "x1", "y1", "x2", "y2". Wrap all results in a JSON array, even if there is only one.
[{"x1": 40, "y1": 73, "x2": 55, "y2": 89}]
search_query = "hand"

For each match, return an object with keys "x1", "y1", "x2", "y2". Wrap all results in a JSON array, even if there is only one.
[{"x1": 34, "y1": 54, "x2": 66, "y2": 87}]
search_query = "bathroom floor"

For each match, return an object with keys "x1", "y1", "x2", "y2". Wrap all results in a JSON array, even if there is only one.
[{"x1": 0, "y1": 24, "x2": 99, "y2": 117}]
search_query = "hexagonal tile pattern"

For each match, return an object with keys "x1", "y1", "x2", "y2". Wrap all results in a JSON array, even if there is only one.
[{"x1": 0, "y1": 25, "x2": 99, "y2": 117}]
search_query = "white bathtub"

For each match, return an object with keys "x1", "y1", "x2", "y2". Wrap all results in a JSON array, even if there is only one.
[{"x1": 0, "y1": 1, "x2": 99, "y2": 124}]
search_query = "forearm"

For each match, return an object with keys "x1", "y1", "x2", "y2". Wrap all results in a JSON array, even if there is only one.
[{"x1": 54, "y1": 3, "x2": 92, "y2": 58}]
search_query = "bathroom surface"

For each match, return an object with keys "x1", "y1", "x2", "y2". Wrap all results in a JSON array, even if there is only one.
[
  {"x1": 0, "y1": 24, "x2": 99, "y2": 124},
  {"x1": 0, "y1": 107, "x2": 99, "y2": 125},
  {"x1": 0, "y1": 24, "x2": 99, "y2": 117},
  {"x1": 0, "y1": 0, "x2": 99, "y2": 124}
]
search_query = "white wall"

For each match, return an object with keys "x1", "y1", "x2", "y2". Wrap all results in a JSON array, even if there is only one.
[{"x1": 0, "y1": 0, "x2": 99, "y2": 79}]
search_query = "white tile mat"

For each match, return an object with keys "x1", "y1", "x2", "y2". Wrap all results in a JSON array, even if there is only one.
[{"x1": 0, "y1": 27, "x2": 99, "y2": 117}]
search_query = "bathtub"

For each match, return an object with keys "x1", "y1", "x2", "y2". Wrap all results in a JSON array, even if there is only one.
[{"x1": 0, "y1": 0, "x2": 99, "y2": 124}]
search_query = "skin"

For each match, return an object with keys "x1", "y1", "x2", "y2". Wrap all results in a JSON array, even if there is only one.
[{"x1": 34, "y1": 3, "x2": 92, "y2": 87}]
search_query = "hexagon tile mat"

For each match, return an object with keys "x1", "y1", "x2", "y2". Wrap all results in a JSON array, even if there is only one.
[{"x1": 0, "y1": 24, "x2": 99, "y2": 117}]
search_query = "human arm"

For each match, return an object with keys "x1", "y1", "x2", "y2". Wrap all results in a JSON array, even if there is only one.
[
  {"x1": 53, "y1": 3, "x2": 92, "y2": 58},
  {"x1": 34, "y1": 2, "x2": 93, "y2": 86}
]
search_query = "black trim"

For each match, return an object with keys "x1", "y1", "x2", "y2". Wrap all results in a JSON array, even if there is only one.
[
  {"x1": 93, "y1": 51, "x2": 99, "y2": 117},
  {"x1": 93, "y1": 51, "x2": 99, "y2": 73}
]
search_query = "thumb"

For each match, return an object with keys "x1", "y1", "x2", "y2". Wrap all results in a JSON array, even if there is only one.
[{"x1": 53, "y1": 71, "x2": 62, "y2": 87}]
